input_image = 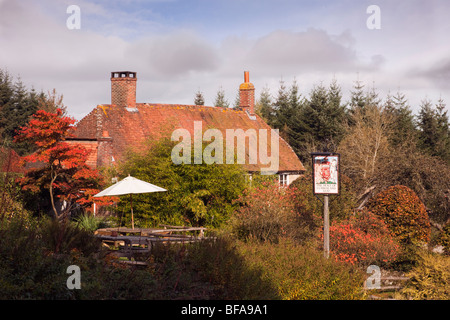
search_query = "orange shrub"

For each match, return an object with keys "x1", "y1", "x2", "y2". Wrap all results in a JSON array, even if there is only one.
[
  {"x1": 366, "y1": 185, "x2": 431, "y2": 245},
  {"x1": 327, "y1": 210, "x2": 401, "y2": 267}
]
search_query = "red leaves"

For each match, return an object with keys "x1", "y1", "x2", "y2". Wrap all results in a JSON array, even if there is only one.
[
  {"x1": 14, "y1": 109, "x2": 75, "y2": 149},
  {"x1": 327, "y1": 210, "x2": 401, "y2": 266},
  {"x1": 366, "y1": 185, "x2": 431, "y2": 244},
  {"x1": 14, "y1": 108, "x2": 105, "y2": 216}
]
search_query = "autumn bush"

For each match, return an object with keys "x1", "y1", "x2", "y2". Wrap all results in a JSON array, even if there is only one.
[
  {"x1": 437, "y1": 224, "x2": 450, "y2": 255},
  {"x1": 366, "y1": 185, "x2": 431, "y2": 245},
  {"x1": 239, "y1": 238, "x2": 366, "y2": 300},
  {"x1": 231, "y1": 180, "x2": 320, "y2": 243},
  {"x1": 399, "y1": 250, "x2": 450, "y2": 300},
  {"x1": 328, "y1": 210, "x2": 401, "y2": 267}
]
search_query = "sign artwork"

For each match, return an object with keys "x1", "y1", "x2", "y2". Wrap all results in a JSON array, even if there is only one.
[{"x1": 312, "y1": 154, "x2": 340, "y2": 195}]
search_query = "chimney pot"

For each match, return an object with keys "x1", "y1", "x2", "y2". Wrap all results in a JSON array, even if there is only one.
[
  {"x1": 244, "y1": 71, "x2": 249, "y2": 83},
  {"x1": 111, "y1": 71, "x2": 137, "y2": 108},
  {"x1": 239, "y1": 71, "x2": 255, "y2": 116}
]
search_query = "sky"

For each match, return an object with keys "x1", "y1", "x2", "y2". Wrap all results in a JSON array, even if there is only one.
[{"x1": 0, "y1": 0, "x2": 449, "y2": 120}]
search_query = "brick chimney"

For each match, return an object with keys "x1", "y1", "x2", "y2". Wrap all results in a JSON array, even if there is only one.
[
  {"x1": 111, "y1": 71, "x2": 137, "y2": 108},
  {"x1": 239, "y1": 71, "x2": 255, "y2": 115}
]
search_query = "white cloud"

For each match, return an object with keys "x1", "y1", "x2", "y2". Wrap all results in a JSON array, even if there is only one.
[{"x1": 0, "y1": 0, "x2": 448, "y2": 119}]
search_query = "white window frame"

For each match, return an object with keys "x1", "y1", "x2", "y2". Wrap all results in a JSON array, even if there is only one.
[{"x1": 279, "y1": 173, "x2": 289, "y2": 186}]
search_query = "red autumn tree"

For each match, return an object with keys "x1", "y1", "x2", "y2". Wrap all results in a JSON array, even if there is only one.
[{"x1": 14, "y1": 108, "x2": 111, "y2": 219}]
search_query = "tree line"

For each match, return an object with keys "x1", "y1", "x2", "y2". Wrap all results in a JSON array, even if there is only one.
[
  {"x1": 196, "y1": 77, "x2": 450, "y2": 225},
  {"x1": 0, "y1": 69, "x2": 67, "y2": 155}
]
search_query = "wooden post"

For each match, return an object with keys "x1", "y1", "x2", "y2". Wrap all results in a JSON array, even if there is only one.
[
  {"x1": 130, "y1": 194, "x2": 134, "y2": 230},
  {"x1": 323, "y1": 195, "x2": 330, "y2": 258}
]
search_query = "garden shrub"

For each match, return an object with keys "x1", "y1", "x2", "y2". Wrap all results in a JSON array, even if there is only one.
[
  {"x1": 436, "y1": 223, "x2": 450, "y2": 256},
  {"x1": 231, "y1": 180, "x2": 320, "y2": 243},
  {"x1": 39, "y1": 218, "x2": 101, "y2": 256},
  {"x1": 290, "y1": 174, "x2": 358, "y2": 222},
  {"x1": 187, "y1": 236, "x2": 279, "y2": 299},
  {"x1": 328, "y1": 210, "x2": 401, "y2": 267},
  {"x1": 366, "y1": 185, "x2": 431, "y2": 245},
  {"x1": 399, "y1": 250, "x2": 450, "y2": 300},
  {"x1": 239, "y1": 238, "x2": 366, "y2": 300}
]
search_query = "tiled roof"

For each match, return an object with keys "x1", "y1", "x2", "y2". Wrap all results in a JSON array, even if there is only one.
[
  {"x1": 0, "y1": 147, "x2": 25, "y2": 173},
  {"x1": 72, "y1": 103, "x2": 305, "y2": 173}
]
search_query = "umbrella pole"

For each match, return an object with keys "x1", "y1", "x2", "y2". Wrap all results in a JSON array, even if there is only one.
[{"x1": 130, "y1": 194, "x2": 134, "y2": 230}]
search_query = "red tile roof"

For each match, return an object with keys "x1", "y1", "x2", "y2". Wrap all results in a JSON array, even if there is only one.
[
  {"x1": 0, "y1": 147, "x2": 25, "y2": 173},
  {"x1": 72, "y1": 103, "x2": 305, "y2": 173}
]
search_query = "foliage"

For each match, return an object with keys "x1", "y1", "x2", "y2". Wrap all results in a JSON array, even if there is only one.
[
  {"x1": 399, "y1": 250, "x2": 450, "y2": 300},
  {"x1": 366, "y1": 185, "x2": 431, "y2": 245},
  {"x1": 328, "y1": 210, "x2": 401, "y2": 267},
  {"x1": 266, "y1": 79, "x2": 347, "y2": 162},
  {"x1": 338, "y1": 104, "x2": 392, "y2": 195},
  {"x1": 437, "y1": 223, "x2": 450, "y2": 256},
  {"x1": 186, "y1": 236, "x2": 279, "y2": 299},
  {"x1": 118, "y1": 138, "x2": 246, "y2": 228},
  {"x1": 73, "y1": 213, "x2": 109, "y2": 232},
  {"x1": 384, "y1": 91, "x2": 417, "y2": 148},
  {"x1": 375, "y1": 146, "x2": 450, "y2": 224},
  {"x1": 290, "y1": 174, "x2": 358, "y2": 222},
  {"x1": 13, "y1": 109, "x2": 110, "y2": 219},
  {"x1": 255, "y1": 85, "x2": 273, "y2": 122},
  {"x1": 239, "y1": 238, "x2": 365, "y2": 300},
  {"x1": 0, "y1": 69, "x2": 42, "y2": 155},
  {"x1": 416, "y1": 97, "x2": 450, "y2": 164},
  {"x1": 0, "y1": 215, "x2": 277, "y2": 299},
  {"x1": 193, "y1": 90, "x2": 205, "y2": 106},
  {"x1": 213, "y1": 86, "x2": 229, "y2": 108},
  {"x1": 231, "y1": 180, "x2": 318, "y2": 243}
]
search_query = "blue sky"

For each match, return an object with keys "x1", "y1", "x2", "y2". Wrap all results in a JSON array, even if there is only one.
[{"x1": 0, "y1": 0, "x2": 449, "y2": 119}]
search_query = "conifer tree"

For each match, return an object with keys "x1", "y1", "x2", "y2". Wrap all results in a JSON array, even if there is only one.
[
  {"x1": 417, "y1": 97, "x2": 450, "y2": 163},
  {"x1": 213, "y1": 86, "x2": 229, "y2": 108},
  {"x1": 194, "y1": 90, "x2": 205, "y2": 106},
  {"x1": 384, "y1": 91, "x2": 416, "y2": 148},
  {"x1": 256, "y1": 85, "x2": 273, "y2": 122},
  {"x1": 349, "y1": 78, "x2": 366, "y2": 113}
]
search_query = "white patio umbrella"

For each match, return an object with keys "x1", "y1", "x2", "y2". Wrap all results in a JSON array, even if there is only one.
[{"x1": 94, "y1": 175, "x2": 167, "y2": 229}]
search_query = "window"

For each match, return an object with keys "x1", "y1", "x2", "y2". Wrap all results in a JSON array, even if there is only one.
[{"x1": 279, "y1": 174, "x2": 288, "y2": 186}]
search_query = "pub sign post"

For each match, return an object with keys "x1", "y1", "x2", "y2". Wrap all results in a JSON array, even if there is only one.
[{"x1": 311, "y1": 152, "x2": 340, "y2": 258}]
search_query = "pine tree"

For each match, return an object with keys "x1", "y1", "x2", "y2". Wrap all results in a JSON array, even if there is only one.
[
  {"x1": 271, "y1": 79, "x2": 290, "y2": 129},
  {"x1": 435, "y1": 97, "x2": 450, "y2": 160},
  {"x1": 417, "y1": 97, "x2": 450, "y2": 162},
  {"x1": 213, "y1": 86, "x2": 229, "y2": 108},
  {"x1": 349, "y1": 78, "x2": 366, "y2": 113},
  {"x1": 233, "y1": 89, "x2": 240, "y2": 109},
  {"x1": 194, "y1": 90, "x2": 205, "y2": 106},
  {"x1": 0, "y1": 72, "x2": 43, "y2": 154},
  {"x1": 255, "y1": 85, "x2": 273, "y2": 122},
  {"x1": 384, "y1": 91, "x2": 416, "y2": 148}
]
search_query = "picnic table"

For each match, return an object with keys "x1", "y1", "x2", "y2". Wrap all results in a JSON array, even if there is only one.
[{"x1": 94, "y1": 225, "x2": 208, "y2": 265}]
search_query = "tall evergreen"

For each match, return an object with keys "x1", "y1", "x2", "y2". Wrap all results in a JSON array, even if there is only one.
[
  {"x1": 417, "y1": 97, "x2": 450, "y2": 163},
  {"x1": 271, "y1": 79, "x2": 290, "y2": 129},
  {"x1": 435, "y1": 97, "x2": 450, "y2": 162},
  {"x1": 384, "y1": 91, "x2": 416, "y2": 148},
  {"x1": 256, "y1": 85, "x2": 273, "y2": 123},
  {"x1": 0, "y1": 70, "x2": 42, "y2": 154},
  {"x1": 298, "y1": 81, "x2": 346, "y2": 156},
  {"x1": 349, "y1": 78, "x2": 366, "y2": 113}
]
